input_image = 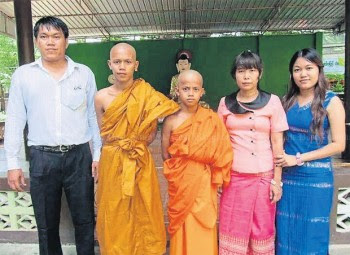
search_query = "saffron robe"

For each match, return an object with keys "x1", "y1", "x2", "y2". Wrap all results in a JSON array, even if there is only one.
[
  {"x1": 96, "y1": 79, "x2": 179, "y2": 255},
  {"x1": 164, "y1": 107, "x2": 233, "y2": 255}
]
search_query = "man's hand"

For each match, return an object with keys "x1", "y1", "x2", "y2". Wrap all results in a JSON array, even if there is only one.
[
  {"x1": 7, "y1": 169, "x2": 26, "y2": 192},
  {"x1": 92, "y1": 161, "x2": 99, "y2": 182}
]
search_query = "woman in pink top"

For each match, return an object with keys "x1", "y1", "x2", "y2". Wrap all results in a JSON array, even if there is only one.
[{"x1": 218, "y1": 51, "x2": 288, "y2": 255}]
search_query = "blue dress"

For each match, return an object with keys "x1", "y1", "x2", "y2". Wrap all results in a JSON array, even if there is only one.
[{"x1": 276, "y1": 91, "x2": 336, "y2": 255}]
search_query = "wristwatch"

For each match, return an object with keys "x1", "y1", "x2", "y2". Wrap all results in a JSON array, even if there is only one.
[
  {"x1": 271, "y1": 179, "x2": 283, "y2": 187},
  {"x1": 296, "y1": 152, "x2": 304, "y2": 166}
]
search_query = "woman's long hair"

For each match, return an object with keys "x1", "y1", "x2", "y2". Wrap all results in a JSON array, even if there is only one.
[{"x1": 283, "y1": 48, "x2": 329, "y2": 139}]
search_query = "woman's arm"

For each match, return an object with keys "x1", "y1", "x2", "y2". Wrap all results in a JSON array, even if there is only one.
[
  {"x1": 270, "y1": 131, "x2": 284, "y2": 203},
  {"x1": 301, "y1": 96, "x2": 345, "y2": 161},
  {"x1": 276, "y1": 97, "x2": 345, "y2": 167}
]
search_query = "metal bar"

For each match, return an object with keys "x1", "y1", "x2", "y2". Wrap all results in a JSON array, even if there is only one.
[
  {"x1": 0, "y1": 10, "x2": 15, "y2": 37},
  {"x1": 261, "y1": 0, "x2": 287, "y2": 33},
  {"x1": 153, "y1": 0, "x2": 160, "y2": 34},
  {"x1": 66, "y1": 17, "x2": 340, "y2": 30},
  {"x1": 343, "y1": 0, "x2": 350, "y2": 159},
  {"x1": 69, "y1": 0, "x2": 92, "y2": 29},
  {"x1": 26, "y1": 3, "x2": 343, "y2": 18},
  {"x1": 182, "y1": 0, "x2": 186, "y2": 38},
  {"x1": 79, "y1": 0, "x2": 110, "y2": 38},
  {"x1": 160, "y1": 0, "x2": 167, "y2": 33},
  {"x1": 69, "y1": 26, "x2": 335, "y2": 38},
  {"x1": 56, "y1": 2, "x2": 82, "y2": 29},
  {"x1": 113, "y1": 0, "x2": 132, "y2": 31},
  {"x1": 129, "y1": 0, "x2": 142, "y2": 30},
  {"x1": 141, "y1": 0, "x2": 152, "y2": 30}
]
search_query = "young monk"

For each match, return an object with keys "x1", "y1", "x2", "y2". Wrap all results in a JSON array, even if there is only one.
[
  {"x1": 161, "y1": 70, "x2": 233, "y2": 255},
  {"x1": 95, "y1": 43, "x2": 179, "y2": 255}
]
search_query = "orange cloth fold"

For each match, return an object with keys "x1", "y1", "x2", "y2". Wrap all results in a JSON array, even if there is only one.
[
  {"x1": 96, "y1": 79, "x2": 179, "y2": 255},
  {"x1": 163, "y1": 106, "x2": 233, "y2": 237}
]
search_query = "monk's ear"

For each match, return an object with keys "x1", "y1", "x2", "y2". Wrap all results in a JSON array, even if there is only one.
[
  {"x1": 107, "y1": 60, "x2": 112, "y2": 70},
  {"x1": 134, "y1": 61, "x2": 139, "y2": 72},
  {"x1": 175, "y1": 86, "x2": 180, "y2": 96},
  {"x1": 201, "y1": 88, "x2": 205, "y2": 97}
]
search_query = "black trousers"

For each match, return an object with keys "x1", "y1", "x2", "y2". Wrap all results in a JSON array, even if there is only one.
[{"x1": 29, "y1": 143, "x2": 95, "y2": 255}]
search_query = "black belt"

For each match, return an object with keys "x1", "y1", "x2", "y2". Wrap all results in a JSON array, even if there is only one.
[{"x1": 31, "y1": 144, "x2": 79, "y2": 153}]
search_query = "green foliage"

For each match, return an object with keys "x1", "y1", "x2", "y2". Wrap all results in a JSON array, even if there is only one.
[
  {"x1": 325, "y1": 73, "x2": 344, "y2": 93},
  {"x1": 0, "y1": 111, "x2": 6, "y2": 122},
  {"x1": 0, "y1": 35, "x2": 18, "y2": 92},
  {"x1": 102, "y1": 35, "x2": 127, "y2": 42},
  {"x1": 263, "y1": 30, "x2": 315, "y2": 36}
]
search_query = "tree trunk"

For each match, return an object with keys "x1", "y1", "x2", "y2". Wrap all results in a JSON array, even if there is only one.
[{"x1": 0, "y1": 82, "x2": 5, "y2": 112}]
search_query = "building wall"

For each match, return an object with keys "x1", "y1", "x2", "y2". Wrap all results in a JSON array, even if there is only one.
[{"x1": 66, "y1": 33, "x2": 322, "y2": 109}]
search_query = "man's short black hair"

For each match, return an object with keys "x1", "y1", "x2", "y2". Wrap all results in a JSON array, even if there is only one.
[{"x1": 33, "y1": 16, "x2": 69, "y2": 38}]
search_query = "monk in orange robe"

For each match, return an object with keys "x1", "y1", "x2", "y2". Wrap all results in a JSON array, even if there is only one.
[
  {"x1": 95, "y1": 43, "x2": 179, "y2": 255},
  {"x1": 161, "y1": 70, "x2": 233, "y2": 255}
]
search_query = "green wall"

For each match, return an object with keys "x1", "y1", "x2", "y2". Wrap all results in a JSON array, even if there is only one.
[
  {"x1": 66, "y1": 33, "x2": 322, "y2": 109},
  {"x1": 259, "y1": 33, "x2": 322, "y2": 96}
]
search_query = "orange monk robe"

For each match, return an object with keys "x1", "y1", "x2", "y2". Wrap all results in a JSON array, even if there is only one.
[
  {"x1": 96, "y1": 79, "x2": 180, "y2": 255},
  {"x1": 163, "y1": 107, "x2": 233, "y2": 255}
]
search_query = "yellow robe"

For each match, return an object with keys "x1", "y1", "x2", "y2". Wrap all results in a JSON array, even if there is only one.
[{"x1": 96, "y1": 79, "x2": 179, "y2": 255}]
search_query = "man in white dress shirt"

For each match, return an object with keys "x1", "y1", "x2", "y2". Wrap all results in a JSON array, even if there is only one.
[{"x1": 4, "y1": 16, "x2": 101, "y2": 255}]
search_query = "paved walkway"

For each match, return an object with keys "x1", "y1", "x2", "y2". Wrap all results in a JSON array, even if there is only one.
[
  {"x1": 0, "y1": 243, "x2": 348, "y2": 255},
  {"x1": 0, "y1": 243, "x2": 170, "y2": 255}
]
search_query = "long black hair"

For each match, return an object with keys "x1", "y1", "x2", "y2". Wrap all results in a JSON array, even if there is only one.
[{"x1": 283, "y1": 48, "x2": 329, "y2": 139}]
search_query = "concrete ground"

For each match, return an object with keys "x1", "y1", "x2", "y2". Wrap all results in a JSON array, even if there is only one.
[
  {"x1": 2, "y1": 243, "x2": 350, "y2": 255},
  {"x1": 0, "y1": 243, "x2": 349, "y2": 255},
  {"x1": 0, "y1": 244, "x2": 88, "y2": 255}
]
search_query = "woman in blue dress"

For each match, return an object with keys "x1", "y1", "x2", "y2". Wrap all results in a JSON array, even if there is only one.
[{"x1": 275, "y1": 48, "x2": 345, "y2": 254}]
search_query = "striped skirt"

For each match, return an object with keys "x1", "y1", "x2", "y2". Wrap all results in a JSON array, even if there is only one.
[
  {"x1": 219, "y1": 171, "x2": 275, "y2": 255},
  {"x1": 276, "y1": 162, "x2": 333, "y2": 255}
]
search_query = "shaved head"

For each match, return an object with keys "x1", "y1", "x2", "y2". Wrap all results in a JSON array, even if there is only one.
[
  {"x1": 108, "y1": 42, "x2": 139, "y2": 85},
  {"x1": 110, "y1": 43, "x2": 137, "y2": 60},
  {"x1": 178, "y1": 70, "x2": 203, "y2": 87}
]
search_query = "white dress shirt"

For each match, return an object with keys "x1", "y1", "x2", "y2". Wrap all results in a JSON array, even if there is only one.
[{"x1": 4, "y1": 56, "x2": 102, "y2": 170}]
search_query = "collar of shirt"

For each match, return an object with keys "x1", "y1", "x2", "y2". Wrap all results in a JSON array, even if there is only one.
[
  {"x1": 30, "y1": 56, "x2": 80, "y2": 81},
  {"x1": 225, "y1": 89, "x2": 271, "y2": 114}
]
